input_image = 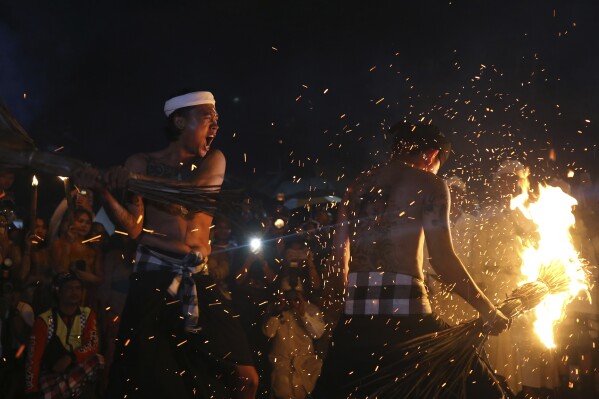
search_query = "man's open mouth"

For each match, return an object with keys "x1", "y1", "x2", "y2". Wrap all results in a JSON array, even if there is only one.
[{"x1": 206, "y1": 134, "x2": 216, "y2": 147}]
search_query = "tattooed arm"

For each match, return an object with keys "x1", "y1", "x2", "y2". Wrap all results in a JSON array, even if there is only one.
[
  {"x1": 423, "y1": 178, "x2": 508, "y2": 333},
  {"x1": 99, "y1": 154, "x2": 146, "y2": 239}
]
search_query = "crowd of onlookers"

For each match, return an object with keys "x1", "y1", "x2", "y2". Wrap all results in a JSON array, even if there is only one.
[{"x1": 1, "y1": 161, "x2": 598, "y2": 399}]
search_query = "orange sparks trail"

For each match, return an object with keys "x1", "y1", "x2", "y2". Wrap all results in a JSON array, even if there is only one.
[{"x1": 510, "y1": 180, "x2": 590, "y2": 348}]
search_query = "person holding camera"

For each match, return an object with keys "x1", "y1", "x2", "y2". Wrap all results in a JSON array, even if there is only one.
[
  {"x1": 263, "y1": 279, "x2": 325, "y2": 399},
  {"x1": 25, "y1": 273, "x2": 103, "y2": 398}
]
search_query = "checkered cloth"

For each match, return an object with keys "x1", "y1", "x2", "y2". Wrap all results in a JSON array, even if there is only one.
[
  {"x1": 134, "y1": 244, "x2": 208, "y2": 332},
  {"x1": 38, "y1": 353, "x2": 104, "y2": 399},
  {"x1": 344, "y1": 271, "x2": 432, "y2": 316}
]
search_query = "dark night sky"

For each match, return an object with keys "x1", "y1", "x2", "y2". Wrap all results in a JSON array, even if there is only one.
[{"x1": 2, "y1": 0, "x2": 599, "y2": 217}]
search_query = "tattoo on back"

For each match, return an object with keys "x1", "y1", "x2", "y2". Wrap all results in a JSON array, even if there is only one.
[{"x1": 423, "y1": 190, "x2": 449, "y2": 227}]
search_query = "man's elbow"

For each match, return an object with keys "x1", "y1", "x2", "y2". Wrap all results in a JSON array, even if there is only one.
[{"x1": 127, "y1": 225, "x2": 143, "y2": 240}]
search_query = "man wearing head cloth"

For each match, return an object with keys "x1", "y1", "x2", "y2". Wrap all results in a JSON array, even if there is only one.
[
  {"x1": 314, "y1": 122, "x2": 511, "y2": 398},
  {"x1": 74, "y1": 91, "x2": 258, "y2": 398}
]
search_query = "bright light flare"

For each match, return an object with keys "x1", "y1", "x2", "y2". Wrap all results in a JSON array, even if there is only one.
[
  {"x1": 32, "y1": 175, "x2": 38, "y2": 186},
  {"x1": 510, "y1": 183, "x2": 589, "y2": 348},
  {"x1": 249, "y1": 237, "x2": 262, "y2": 253}
]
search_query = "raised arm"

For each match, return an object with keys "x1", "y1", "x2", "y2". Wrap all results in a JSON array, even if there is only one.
[
  {"x1": 99, "y1": 154, "x2": 146, "y2": 239},
  {"x1": 423, "y1": 178, "x2": 508, "y2": 333}
]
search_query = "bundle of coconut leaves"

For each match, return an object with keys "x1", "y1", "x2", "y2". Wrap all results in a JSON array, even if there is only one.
[
  {"x1": 359, "y1": 261, "x2": 577, "y2": 399},
  {"x1": 0, "y1": 103, "x2": 241, "y2": 216}
]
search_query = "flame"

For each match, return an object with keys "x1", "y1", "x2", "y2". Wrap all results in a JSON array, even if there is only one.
[
  {"x1": 58, "y1": 176, "x2": 68, "y2": 181},
  {"x1": 510, "y1": 182, "x2": 589, "y2": 348},
  {"x1": 32, "y1": 175, "x2": 38, "y2": 186}
]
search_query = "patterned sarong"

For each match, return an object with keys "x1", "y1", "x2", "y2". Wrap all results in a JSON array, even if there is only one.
[
  {"x1": 344, "y1": 271, "x2": 432, "y2": 315},
  {"x1": 39, "y1": 353, "x2": 104, "y2": 399},
  {"x1": 134, "y1": 244, "x2": 208, "y2": 332}
]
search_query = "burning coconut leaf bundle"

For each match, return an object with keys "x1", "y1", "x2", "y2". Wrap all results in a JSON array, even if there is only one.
[{"x1": 360, "y1": 182, "x2": 590, "y2": 399}]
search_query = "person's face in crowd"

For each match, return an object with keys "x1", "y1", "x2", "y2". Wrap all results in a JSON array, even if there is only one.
[
  {"x1": 303, "y1": 221, "x2": 319, "y2": 237},
  {"x1": 33, "y1": 218, "x2": 48, "y2": 240},
  {"x1": 58, "y1": 280, "x2": 83, "y2": 307},
  {"x1": 71, "y1": 213, "x2": 92, "y2": 238},
  {"x1": 213, "y1": 220, "x2": 232, "y2": 243},
  {"x1": 0, "y1": 171, "x2": 15, "y2": 192},
  {"x1": 177, "y1": 104, "x2": 219, "y2": 158},
  {"x1": 285, "y1": 290, "x2": 305, "y2": 310},
  {"x1": 314, "y1": 210, "x2": 331, "y2": 227}
]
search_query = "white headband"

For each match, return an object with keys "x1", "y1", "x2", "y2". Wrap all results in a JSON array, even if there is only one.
[{"x1": 164, "y1": 91, "x2": 215, "y2": 117}]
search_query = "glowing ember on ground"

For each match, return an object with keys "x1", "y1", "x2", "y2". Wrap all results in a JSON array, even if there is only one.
[{"x1": 510, "y1": 181, "x2": 589, "y2": 348}]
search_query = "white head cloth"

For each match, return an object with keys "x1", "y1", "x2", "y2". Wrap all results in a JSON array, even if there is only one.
[{"x1": 164, "y1": 91, "x2": 215, "y2": 117}]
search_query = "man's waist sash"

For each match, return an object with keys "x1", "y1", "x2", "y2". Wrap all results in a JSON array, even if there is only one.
[
  {"x1": 134, "y1": 244, "x2": 207, "y2": 332},
  {"x1": 344, "y1": 271, "x2": 432, "y2": 316}
]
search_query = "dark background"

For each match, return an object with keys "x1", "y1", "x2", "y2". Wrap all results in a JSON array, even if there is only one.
[{"x1": 2, "y1": 0, "x2": 598, "y2": 218}]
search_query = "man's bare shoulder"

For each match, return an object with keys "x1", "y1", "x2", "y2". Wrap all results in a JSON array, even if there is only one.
[
  {"x1": 406, "y1": 167, "x2": 446, "y2": 193},
  {"x1": 124, "y1": 153, "x2": 149, "y2": 174},
  {"x1": 195, "y1": 149, "x2": 226, "y2": 186},
  {"x1": 204, "y1": 148, "x2": 226, "y2": 164}
]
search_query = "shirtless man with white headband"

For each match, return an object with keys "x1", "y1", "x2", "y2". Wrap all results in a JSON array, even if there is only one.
[{"x1": 75, "y1": 90, "x2": 258, "y2": 399}]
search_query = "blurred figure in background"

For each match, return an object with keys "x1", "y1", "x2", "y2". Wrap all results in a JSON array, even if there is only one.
[
  {"x1": 97, "y1": 232, "x2": 136, "y2": 392},
  {"x1": 0, "y1": 280, "x2": 34, "y2": 398},
  {"x1": 209, "y1": 216, "x2": 238, "y2": 300},
  {"x1": 48, "y1": 188, "x2": 96, "y2": 244},
  {"x1": 263, "y1": 282, "x2": 325, "y2": 399},
  {"x1": 1, "y1": 210, "x2": 22, "y2": 285},
  {"x1": 50, "y1": 209, "x2": 103, "y2": 308},
  {"x1": 25, "y1": 273, "x2": 103, "y2": 399}
]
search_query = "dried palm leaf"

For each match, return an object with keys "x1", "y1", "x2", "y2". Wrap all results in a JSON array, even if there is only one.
[{"x1": 360, "y1": 261, "x2": 577, "y2": 399}]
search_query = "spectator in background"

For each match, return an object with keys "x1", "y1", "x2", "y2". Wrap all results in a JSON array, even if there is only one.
[
  {"x1": 263, "y1": 282, "x2": 325, "y2": 399},
  {"x1": 0, "y1": 169, "x2": 15, "y2": 202},
  {"x1": 21, "y1": 217, "x2": 54, "y2": 315},
  {"x1": 283, "y1": 227, "x2": 321, "y2": 301},
  {"x1": 97, "y1": 232, "x2": 136, "y2": 392},
  {"x1": 89, "y1": 222, "x2": 110, "y2": 254},
  {"x1": 48, "y1": 188, "x2": 95, "y2": 244},
  {"x1": 25, "y1": 273, "x2": 103, "y2": 398},
  {"x1": 209, "y1": 217, "x2": 238, "y2": 299},
  {"x1": 0, "y1": 280, "x2": 34, "y2": 398},
  {"x1": 234, "y1": 196, "x2": 266, "y2": 248},
  {"x1": 559, "y1": 171, "x2": 599, "y2": 396},
  {"x1": 50, "y1": 209, "x2": 103, "y2": 308},
  {"x1": 1, "y1": 211, "x2": 22, "y2": 284}
]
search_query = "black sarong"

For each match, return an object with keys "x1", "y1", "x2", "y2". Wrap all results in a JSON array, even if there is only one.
[{"x1": 314, "y1": 314, "x2": 508, "y2": 399}]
